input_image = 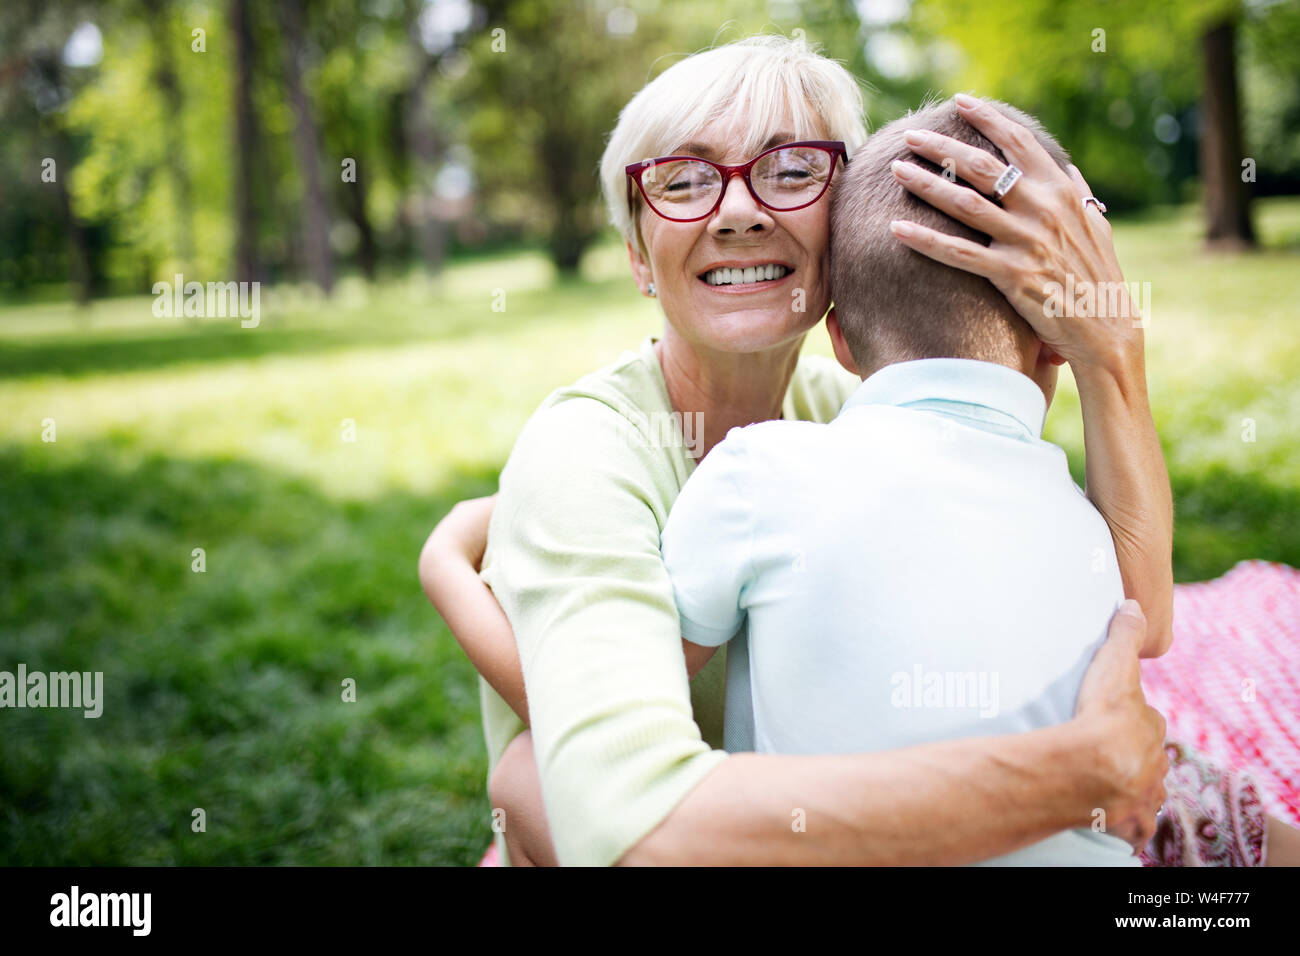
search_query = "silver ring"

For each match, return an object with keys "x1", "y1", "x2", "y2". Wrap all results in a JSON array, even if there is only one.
[
  {"x1": 1083, "y1": 196, "x2": 1108, "y2": 215},
  {"x1": 992, "y1": 164, "x2": 1022, "y2": 201}
]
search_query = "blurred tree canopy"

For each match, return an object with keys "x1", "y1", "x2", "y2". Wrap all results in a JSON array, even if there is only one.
[
  {"x1": 910, "y1": 0, "x2": 1300, "y2": 243},
  {"x1": 0, "y1": 0, "x2": 1295, "y2": 302}
]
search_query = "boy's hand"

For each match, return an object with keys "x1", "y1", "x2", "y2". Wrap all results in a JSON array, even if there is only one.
[
  {"x1": 1073, "y1": 600, "x2": 1169, "y2": 851},
  {"x1": 682, "y1": 639, "x2": 718, "y2": 681}
]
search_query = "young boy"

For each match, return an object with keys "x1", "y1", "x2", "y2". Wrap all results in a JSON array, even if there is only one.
[{"x1": 660, "y1": 98, "x2": 1148, "y2": 865}]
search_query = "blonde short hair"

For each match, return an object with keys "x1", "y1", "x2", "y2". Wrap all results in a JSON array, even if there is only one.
[{"x1": 599, "y1": 35, "x2": 868, "y2": 256}]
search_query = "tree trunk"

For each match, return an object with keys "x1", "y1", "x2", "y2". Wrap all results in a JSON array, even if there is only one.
[
  {"x1": 403, "y1": 84, "x2": 446, "y2": 276},
  {"x1": 277, "y1": 0, "x2": 335, "y2": 293},
  {"x1": 339, "y1": 163, "x2": 378, "y2": 282},
  {"x1": 1200, "y1": 18, "x2": 1255, "y2": 249},
  {"x1": 33, "y1": 50, "x2": 92, "y2": 306},
  {"x1": 53, "y1": 128, "x2": 92, "y2": 307},
  {"x1": 231, "y1": 0, "x2": 261, "y2": 285},
  {"x1": 548, "y1": 214, "x2": 586, "y2": 276},
  {"x1": 540, "y1": 128, "x2": 591, "y2": 276},
  {"x1": 145, "y1": 0, "x2": 195, "y2": 269},
  {"x1": 402, "y1": 0, "x2": 446, "y2": 276}
]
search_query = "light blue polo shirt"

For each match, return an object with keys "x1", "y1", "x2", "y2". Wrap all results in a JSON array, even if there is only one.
[{"x1": 661, "y1": 357, "x2": 1139, "y2": 866}]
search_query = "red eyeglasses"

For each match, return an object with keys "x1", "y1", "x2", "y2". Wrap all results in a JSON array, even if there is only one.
[{"x1": 626, "y1": 140, "x2": 848, "y2": 223}]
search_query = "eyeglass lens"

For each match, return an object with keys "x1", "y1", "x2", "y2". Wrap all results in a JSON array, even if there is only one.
[{"x1": 639, "y1": 145, "x2": 835, "y2": 220}]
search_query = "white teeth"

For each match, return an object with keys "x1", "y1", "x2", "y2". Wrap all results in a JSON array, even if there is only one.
[{"x1": 703, "y1": 265, "x2": 788, "y2": 286}]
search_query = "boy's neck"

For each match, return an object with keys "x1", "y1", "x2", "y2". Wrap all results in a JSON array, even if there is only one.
[
  {"x1": 861, "y1": 352, "x2": 1032, "y2": 381},
  {"x1": 859, "y1": 348, "x2": 1054, "y2": 410}
]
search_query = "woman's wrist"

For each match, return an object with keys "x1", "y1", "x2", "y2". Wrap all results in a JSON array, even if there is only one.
[
  {"x1": 1068, "y1": 328, "x2": 1147, "y2": 396},
  {"x1": 1034, "y1": 718, "x2": 1112, "y2": 831}
]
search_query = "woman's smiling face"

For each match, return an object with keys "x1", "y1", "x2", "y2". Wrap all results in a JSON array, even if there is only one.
[{"x1": 629, "y1": 107, "x2": 835, "y2": 355}]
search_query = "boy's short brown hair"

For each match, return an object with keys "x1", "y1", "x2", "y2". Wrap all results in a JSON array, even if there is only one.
[{"x1": 830, "y1": 98, "x2": 1071, "y2": 374}]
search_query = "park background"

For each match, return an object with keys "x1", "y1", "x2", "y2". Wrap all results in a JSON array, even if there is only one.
[{"x1": 1, "y1": 0, "x2": 1297, "y2": 865}]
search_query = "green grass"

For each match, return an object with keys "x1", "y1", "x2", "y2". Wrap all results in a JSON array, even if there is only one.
[{"x1": 2, "y1": 199, "x2": 1298, "y2": 864}]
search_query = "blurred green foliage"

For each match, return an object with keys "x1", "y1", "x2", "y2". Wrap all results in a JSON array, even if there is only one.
[
  {"x1": 2, "y1": 0, "x2": 1295, "y2": 299},
  {"x1": 907, "y1": 0, "x2": 1300, "y2": 208}
]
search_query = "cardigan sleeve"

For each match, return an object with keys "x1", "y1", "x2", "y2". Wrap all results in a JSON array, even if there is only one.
[{"x1": 481, "y1": 395, "x2": 728, "y2": 866}]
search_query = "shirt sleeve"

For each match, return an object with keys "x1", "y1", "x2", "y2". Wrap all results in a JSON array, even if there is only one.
[
  {"x1": 485, "y1": 397, "x2": 729, "y2": 867},
  {"x1": 661, "y1": 429, "x2": 755, "y2": 648}
]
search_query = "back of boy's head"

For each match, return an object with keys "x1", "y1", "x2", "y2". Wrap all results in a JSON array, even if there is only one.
[{"x1": 830, "y1": 98, "x2": 1071, "y2": 375}]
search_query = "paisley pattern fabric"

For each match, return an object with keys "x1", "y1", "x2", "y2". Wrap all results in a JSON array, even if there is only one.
[{"x1": 1141, "y1": 741, "x2": 1267, "y2": 867}]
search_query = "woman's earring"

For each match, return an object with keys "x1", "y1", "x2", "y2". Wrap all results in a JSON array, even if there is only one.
[{"x1": 647, "y1": 282, "x2": 656, "y2": 298}]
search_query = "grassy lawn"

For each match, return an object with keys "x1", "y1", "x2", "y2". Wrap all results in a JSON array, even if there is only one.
[{"x1": 2, "y1": 198, "x2": 1298, "y2": 865}]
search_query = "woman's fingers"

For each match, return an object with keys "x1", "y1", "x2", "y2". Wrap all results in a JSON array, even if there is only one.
[
  {"x1": 890, "y1": 160, "x2": 1026, "y2": 241},
  {"x1": 1065, "y1": 163, "x2": 1091, "y2": 197},
  {"x1": 1077, "y1": 600, "x2": 1145, "y2": 710},
  {"x1": 954, "y1": 93, "x2": 1061, "y2": 181},
  {"x1": 1072, "y1": 600, "x2": 1171, "y2": 851},
  {"x1": 1068, "y1": 163, "x2": 1113, "y2": 232},
  {"x1": 902, "y1": 129, "x2": 1010, "y2": 196},
  {"x1": 888, "y1": 217, "x2": 1001, "y2": 280},
  {"x1": 892, "y1": 97, "x2": 1138, "y2": 376}
]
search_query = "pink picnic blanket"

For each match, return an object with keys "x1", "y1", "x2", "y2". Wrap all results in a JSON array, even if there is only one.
[
  {"x1": 478, "y1": 560, "x2": 1300, "y2": 865},
  {"x1": 1139, "y1": 559, "x2": 1300, "y2": 826}
]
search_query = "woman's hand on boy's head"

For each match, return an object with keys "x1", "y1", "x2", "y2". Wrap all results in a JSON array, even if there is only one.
[{"x1": 889, "y1": 95, "x2": 1143, "y2": 380}]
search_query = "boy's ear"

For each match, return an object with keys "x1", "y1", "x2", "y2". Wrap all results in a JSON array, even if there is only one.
[
  {"x1": 826, "y1": 307, "x2": 860, "y2": 377},
  {"x1": 1042, "y1": 343, "x2": 1068, "y2": 366},
  {"x1": 626, "y1": 240, "x2": 654, "y2": 297}
]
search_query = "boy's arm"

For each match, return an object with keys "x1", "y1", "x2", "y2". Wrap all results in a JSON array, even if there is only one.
[
  {"x1": 1073, "y1": 348, "x2": 1175, "y2": 659},
  {"x1": 682, "y1": 640, "x2": 718, "y2": 681},
  {"x1": 419, "y1": 496, "x2": 529, "y2": 725}
]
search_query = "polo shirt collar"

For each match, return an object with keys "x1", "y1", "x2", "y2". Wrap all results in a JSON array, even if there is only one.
[{"x1": 843, "y1": 357, "x2": 1047, "y2": 439}]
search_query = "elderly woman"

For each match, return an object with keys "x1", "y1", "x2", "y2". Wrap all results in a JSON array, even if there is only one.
[{"x1": 420, "y1": 35, "x2": 1229, "y2": 867}]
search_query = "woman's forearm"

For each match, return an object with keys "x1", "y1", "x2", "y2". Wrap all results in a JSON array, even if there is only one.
[
  {"x1": 621, "y1": 600, "x2": 1165, "y2": 866},
  {"x1": 419, "y1": 543, "x2": 529, "y2": 725},
  {"x1": 622, "y1": 720, "x2": 1105, "y2": 865},
  {"x1": 1073, "y1": 347, "x2": 1175, "y2": 658}
]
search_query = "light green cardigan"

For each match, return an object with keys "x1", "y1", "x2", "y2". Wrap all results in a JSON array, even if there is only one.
[{"x1": 479, "y1": 334, "x2": 857, "y2": 866}]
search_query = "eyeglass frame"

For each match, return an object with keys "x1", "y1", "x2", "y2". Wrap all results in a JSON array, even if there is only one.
[{"x1": 625, "y1": 140, "x2": 849, "y2": 223}]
